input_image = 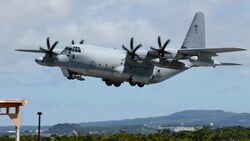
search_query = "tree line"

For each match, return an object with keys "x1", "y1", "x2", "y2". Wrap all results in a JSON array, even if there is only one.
[{"x1": 1, "y1": 126, "x2": 250, "y2": 141}]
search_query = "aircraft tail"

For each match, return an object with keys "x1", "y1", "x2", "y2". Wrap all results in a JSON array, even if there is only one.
[
  {"x1": 176, "y1": 12, "x2": 246, "y2": 67},
  {"x1": 181, "y1": 12, "x2": 205, "y2": 49}
]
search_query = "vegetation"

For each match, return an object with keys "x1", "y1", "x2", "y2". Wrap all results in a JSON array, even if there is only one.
[{"x1": 1, "y1": 126, "x2": 250, "y2": 141}]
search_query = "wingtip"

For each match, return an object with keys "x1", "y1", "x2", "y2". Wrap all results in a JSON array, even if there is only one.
[
  {"x1": 220, "y1": 62, "x2": 242, "y2": 66},
  {"x1": 15, "y1": 49, "x2": 23, "y2": 52},
  {"x1": 234, "y1": 47, "x2": 246, "y2": 50}
]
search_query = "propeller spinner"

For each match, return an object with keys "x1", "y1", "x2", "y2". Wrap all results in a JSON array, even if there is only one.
[
  {"x1": 150, "y1": 36, "x2": 171, "y2": 57},
  {"x1": 122, "y1": 37, "x2": 142, "y2": 59}
]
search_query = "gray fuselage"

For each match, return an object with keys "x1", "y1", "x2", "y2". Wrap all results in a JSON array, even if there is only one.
[{"x1": 46, "y1": 44, "x2": 188, "y2": 85}]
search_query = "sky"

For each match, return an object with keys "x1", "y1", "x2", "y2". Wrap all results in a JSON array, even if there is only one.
[{"x1": 0, "y1": 0, "x2": 250, "y2": 126}]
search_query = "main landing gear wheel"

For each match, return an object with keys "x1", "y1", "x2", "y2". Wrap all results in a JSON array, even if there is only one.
[
  {"x1": 104, "y1": 80, "x2": 121, "y2": 87},
  {"x1": 114, "y1": 82, "x2": 121, "y2": 87},
  {"x1": 137, "y1": 83, "x2": 145, "y2": 87},
  {"x1": 129, "y1": 80, "x2": 136, "y2": 86},
  {"x1": 105, "y1": 81, "x2": 112, "y2": 86}
]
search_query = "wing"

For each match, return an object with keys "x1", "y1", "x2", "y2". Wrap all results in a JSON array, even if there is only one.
[
  {"x1": 16, "y1": 49, "x2": 63, "y2": 54},
  {"x1": 15, "y1": 49, "x2": 44, "y2": 53},
  {"x1": 176, "y1": 47, "x2": 246, "y2": 59},
  {"x1": 220, "y1": 62, "x2": 242, "y2": 66}
]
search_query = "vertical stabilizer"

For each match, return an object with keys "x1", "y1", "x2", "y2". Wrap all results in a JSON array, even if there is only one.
[{"x1": 181, "y1": 12, "x2": 205, "y2": 49}]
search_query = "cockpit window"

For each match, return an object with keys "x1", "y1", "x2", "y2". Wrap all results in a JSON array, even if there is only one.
[
  {"x1": 64, "y1": 47, "x2": 72, "y2": 51},
  {"x1": 62, "y1": 46, "x2": 81, "y2": 54},
  {"x1": 72, "y1": 46, "x2": 81, "y2": 53},
  {"x1": 67, "y1": 47, "x2": 72, "y2": 51}
]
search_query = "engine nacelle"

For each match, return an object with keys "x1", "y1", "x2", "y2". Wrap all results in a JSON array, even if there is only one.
[
  {"x1": 189, "y1": 56, "x2": 221, "y2": 67},
  {"x1": 151, "y1": 58, "x2": 188, "y2": 69}
]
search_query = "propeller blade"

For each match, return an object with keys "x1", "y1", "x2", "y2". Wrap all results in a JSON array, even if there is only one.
[
  {"x1": 39, "y1": 47, "x2": 48, "y2": 53},
  {"x1": 134, "y1": 44, "x2": 142, "y2": 52},
  {"x1": 162, "y1": 39, "x2": 171, "y2": 50},
  {"x1": 41, "y1": 37, "x2": 59, "y2": 58},
  {"x1": 52, "y1": 52, "x2": 59, "y2": 55},
  {"x1": 151, "y1": 36, "x2": 172, "y2": 57},
  {"x1": 50, "y1": 41, "x2": 58, "y2": 52},
  {"x1": 122, "y1": 45, "x2": 130, "y2": 52},
  {"x1": 150, "y1": 46, "x2": 158, "y2": 51},
  {"x1": 122, "y1": 37, "x2": 142, "y2": 60},
  {"x1": 158, "y1": 36, "x2": 162, "y2": 49},
  {"x1": 130, "y1": 37, "x2": 134, "y2": 50},
  {"x1": 47, "y1": 37, "x2": 51, "y2": 49}
]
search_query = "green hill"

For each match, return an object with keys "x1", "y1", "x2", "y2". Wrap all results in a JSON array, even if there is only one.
[{"x1": 79, "y1": 110, "x2": 250, "y2": 127}]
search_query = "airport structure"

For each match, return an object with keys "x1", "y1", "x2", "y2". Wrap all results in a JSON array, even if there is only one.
[{"x1": 0, "y1": 99, "x2": 29, "y2": 141}]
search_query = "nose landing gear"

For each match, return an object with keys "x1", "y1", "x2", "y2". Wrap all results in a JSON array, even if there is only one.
[
  {"x1": 67, "y1": 73, "x2": 76, "y2": 80},
  {"x1": 67, "y1": 71, "x2": 84, "y2": 81}
]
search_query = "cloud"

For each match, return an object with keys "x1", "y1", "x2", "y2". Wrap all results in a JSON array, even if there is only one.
[
  {"x1": 0, "y1": 0, "x2": 71, "y2": 25},
  {"x1": 0, "y1": 1, "x2": 250, "y2": 79},
  {"x1": 0, "y1": 60, "x2": 38, "y2": 73},
  {"x1": 1, "y1": 1, "x2": 250, "y2": 126}
]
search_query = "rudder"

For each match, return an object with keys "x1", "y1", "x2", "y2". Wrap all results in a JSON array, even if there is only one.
[{"x1": 181, "y1": 12, "x2": 205, "y2": 49}]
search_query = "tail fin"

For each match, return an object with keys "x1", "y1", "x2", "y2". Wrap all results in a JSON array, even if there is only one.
[{"x1": 181, "y1": 12, "x2": 205, "y2": 49}]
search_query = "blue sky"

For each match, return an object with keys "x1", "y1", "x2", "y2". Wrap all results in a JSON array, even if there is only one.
[{"x1": 0, "y1": 0, "x2": 249, "y2": 126}]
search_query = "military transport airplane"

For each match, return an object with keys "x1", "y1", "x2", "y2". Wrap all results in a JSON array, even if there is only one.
[{"x1": 16, "y1": 12, "x2": 246, "y2": 87}]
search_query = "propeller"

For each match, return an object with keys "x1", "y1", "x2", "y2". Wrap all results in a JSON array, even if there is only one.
[
  {"x1": 72, "y1": 39, "x2": 84, "y2": 44},
  {"x1": 150, "y1": 36, "x2": 171, "y2": 57},
  {"x1": 122, "y1": 37, "x2": 142, "y2": 59},
  {"x1": 39, "y1": 37, "x2": 59, "y2": 58}
]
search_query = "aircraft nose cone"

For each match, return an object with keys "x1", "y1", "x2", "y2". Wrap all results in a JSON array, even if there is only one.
[
  {"x1": 55, "y1": 54, "x2": 69, "y2": 62},
  {"x1": 35, "y1": 57, "x2": 43, "y2": 64}
]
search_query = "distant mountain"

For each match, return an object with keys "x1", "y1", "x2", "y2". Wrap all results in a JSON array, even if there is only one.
[
  {"x1": 46, "y1": 123, "x2": 84, "y2": 134},
  {"x1": 2, "y1": 110, "x2": 250, "y2": 135},
  {"x1": 79, "y1": 110, "x2": 250, "y2": 127}
]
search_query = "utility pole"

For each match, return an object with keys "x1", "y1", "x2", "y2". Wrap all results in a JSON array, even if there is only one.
[{"x1": 37, "y1": 112, "x2": 42, "y2": 141}]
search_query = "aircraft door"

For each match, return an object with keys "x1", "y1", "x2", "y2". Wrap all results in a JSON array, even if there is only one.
[
  {"x1": 72, "y1": 54, "x2": 78, "y2": 64},
  {"x1": 68, "y1": 47, "x2": 80, "y2": 65}
]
